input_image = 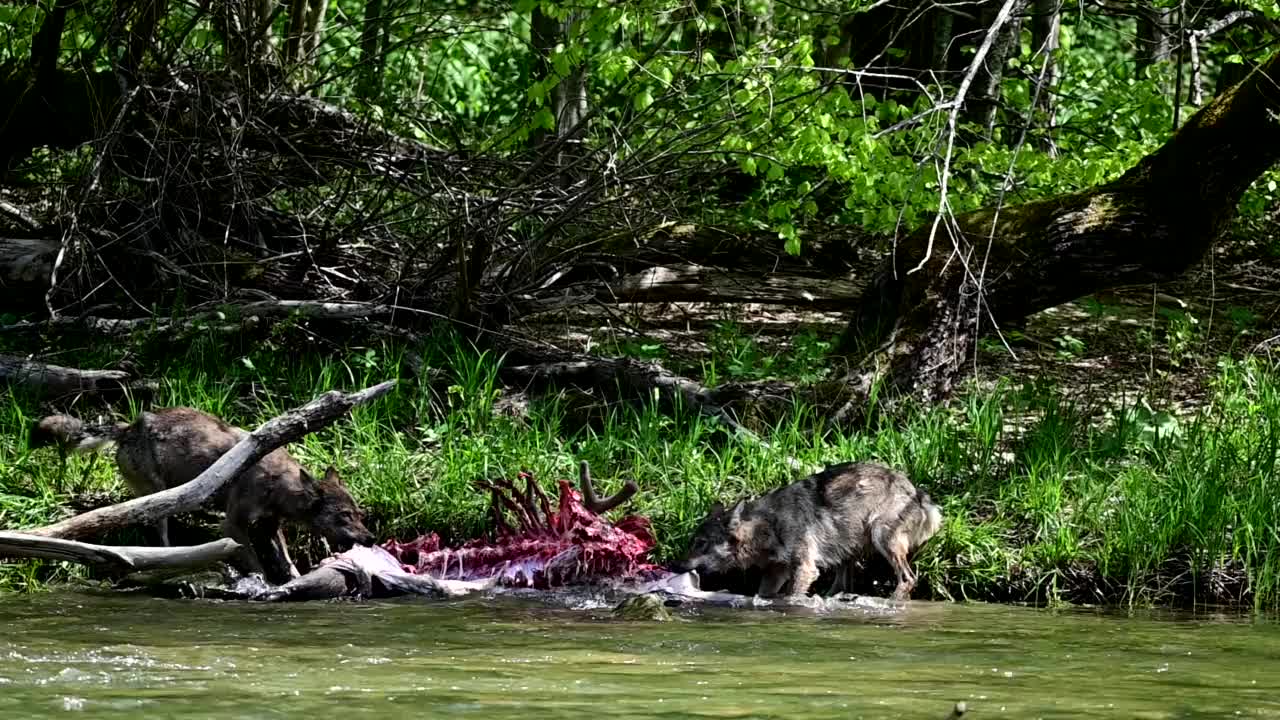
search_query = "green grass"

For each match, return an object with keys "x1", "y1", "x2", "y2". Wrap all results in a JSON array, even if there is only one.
[{"x1": 3, "y1": 324, "x2": 1280, "y2": 610}]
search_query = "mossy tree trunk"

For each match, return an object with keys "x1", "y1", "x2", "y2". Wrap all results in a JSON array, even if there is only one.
[{"x1": 838, "y1": 48, "x2": 1280, "y2": 404}]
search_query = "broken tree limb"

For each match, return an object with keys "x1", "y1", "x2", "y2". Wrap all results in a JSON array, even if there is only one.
[
  {"x1": 0, "y1": 532, "x2": 242, "y2": 574},
  {"x1": 0, "y1": 354, "x2": 153, "y2": 397},
  {"x1": 22, "y1": 379, "x2": 398, "y2": 541}
]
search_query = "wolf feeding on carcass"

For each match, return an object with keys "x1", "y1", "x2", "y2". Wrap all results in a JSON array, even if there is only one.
[{"x1": 267, "y1": 460, "x2": 943, "y2": 605}]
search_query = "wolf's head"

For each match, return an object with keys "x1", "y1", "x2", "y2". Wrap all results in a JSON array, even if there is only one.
[
  {"x1": 307, "y1": 467, "x2": 376, "y2": 550},
  {"x1": 681, "y1": 500, "x2": 746, "y2": 574}
]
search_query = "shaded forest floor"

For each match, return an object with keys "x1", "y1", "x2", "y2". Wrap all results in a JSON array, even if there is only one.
[{"x1": 4, "y1": 226, "x2": 1280, "y2": 611}]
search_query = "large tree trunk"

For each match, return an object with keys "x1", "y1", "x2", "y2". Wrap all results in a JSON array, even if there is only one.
[
  {"x1": 964, "y1": 0, "x2": 1029, "y2": 138},
  {"x1": 1029, "y1": 0, "x2": 1060, "y2": 156},
  {"x1": 1135, "y1": 2, "x2": 1174, "y2": 81},
  {"x1": 837, "y1": 48, "x2": 1280, "y2": 405},
  {"x1": 355, "y1": 0, "x2": 388, "y2": 100}
]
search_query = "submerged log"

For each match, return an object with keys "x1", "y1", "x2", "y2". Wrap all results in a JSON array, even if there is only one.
[
  {"x1": 23, "y1": 379, "x2": 397, "y2": 541},
  {"x1": 256, "y1": 545, "x2": 496, "y2": 601}
]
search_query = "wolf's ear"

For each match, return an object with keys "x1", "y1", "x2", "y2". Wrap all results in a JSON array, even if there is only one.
[
  {"x1": 323, "y1": 466, "x2": 344, "y2": 486},
  {"x1": 708, "y1": 501, "x2": 726, "y2": 516}
]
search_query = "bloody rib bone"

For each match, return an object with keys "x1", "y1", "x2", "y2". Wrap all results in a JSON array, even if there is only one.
[
  {"x1": 381, "y1": 463, "x2": 658, "y2": 589},
  {"x1": 578, "y1": 461, "x2": 638, "y2": 515}
]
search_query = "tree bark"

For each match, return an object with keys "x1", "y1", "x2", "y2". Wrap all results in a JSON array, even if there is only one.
[
  {"x1": 24, "y1": 379, "x2": 397, "y2": 540},
  {"x1": 838, "y1": 48, "x2": 1280, "y2": 405},
  {"x1": 285, "y1": 0, "x2": 328, "y2": 86}
]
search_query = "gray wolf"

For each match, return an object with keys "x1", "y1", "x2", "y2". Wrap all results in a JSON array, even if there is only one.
[
  {"x1": 681, "y1": 461, "x2": 943, "y2": 600},
  {"x1": 31, "y1": 407, "x2": 375, "y2": 584}
]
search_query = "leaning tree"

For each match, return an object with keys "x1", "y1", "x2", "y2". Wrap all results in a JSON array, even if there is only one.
[{"x1": 829, "y1": 48, "x2": 1280, "y2": 411}]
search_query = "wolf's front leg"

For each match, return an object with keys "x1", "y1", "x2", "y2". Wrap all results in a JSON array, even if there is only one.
[
  {"x1": 757, "y1": 565, "x2": 791, "y2": 598},
  {"x1": 153, "y1": 517, "x2": 171, "y2": 547},
  {"x1": 265, "y1": 526, "x2": 301, "y2": 581},
  {"x1": 220, "y1": 518, "x2": 267, "y2": 578},
  {"x1": 249, "y1": 521, "x2": 300, "y2": 585},
  {"x1": 789, "y1": 559, "x2": 821, "y2": 597}
]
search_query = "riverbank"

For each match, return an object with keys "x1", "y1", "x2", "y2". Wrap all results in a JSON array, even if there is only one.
[{"x1": 3, "y1": 312, "x2": 1280, "y2": 611}]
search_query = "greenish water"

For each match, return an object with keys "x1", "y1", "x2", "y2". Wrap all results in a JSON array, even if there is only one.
[{"x1": 2, "y1": 592, "x2": 1279, "y2": 719}]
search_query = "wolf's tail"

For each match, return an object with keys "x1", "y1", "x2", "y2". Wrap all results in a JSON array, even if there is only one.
[
  {"x1": 914, "y1": 488, "x2": 945, "y2": 542},
  {"x1": 29, "y1": 414, "x2": 127, "y2": 454}
]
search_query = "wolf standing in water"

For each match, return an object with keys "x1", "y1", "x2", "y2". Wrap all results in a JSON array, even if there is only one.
[
  {"x1": 32, "y1": 407, "x2": 375, "y2": 584},
  {"x1": 682, "y1": 462, "x2": 943, "y2": 600}
]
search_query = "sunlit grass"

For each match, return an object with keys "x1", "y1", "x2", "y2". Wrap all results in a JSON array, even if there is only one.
[{"x1": 2, "y1": 327, "x2": 1279, "y2": 610}]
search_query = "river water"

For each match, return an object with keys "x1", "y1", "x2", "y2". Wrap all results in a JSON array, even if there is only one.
[{"x1": 1, "y1": 590, "x2": 1278, "y2": 718}]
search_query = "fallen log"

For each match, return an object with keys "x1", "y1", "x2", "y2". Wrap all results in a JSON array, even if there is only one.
[
  {"x1": 0, "y1": 300, "x2": 394, "y2": 336},
  {"x1": 519, "y1": 264, "x2": 863, "y2": 317},
  {"x1": 22, "y1": 379, "x2": 397, "y2": 541},
  {"x1": 0, "y1": 532, "x2": 241, "y2": 574},
  {"x1": 0, "y1": 354, "x2": 154, "y2": 397},
  {"x1": 503, "y1": 356, "x2": 808, "y2": 469},
  {"x1": 0, "y1": 236, "x2": 58, "y2": 288}
]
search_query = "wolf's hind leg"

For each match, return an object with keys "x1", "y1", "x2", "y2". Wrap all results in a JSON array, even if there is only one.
[{"x1": 872, "y1": 525, "x2": 916, "y2": 600}]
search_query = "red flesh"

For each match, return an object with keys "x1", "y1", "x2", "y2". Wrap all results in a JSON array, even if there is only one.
[{"x1": 381, "y1": 473, "x2": 666, "y2": 589}]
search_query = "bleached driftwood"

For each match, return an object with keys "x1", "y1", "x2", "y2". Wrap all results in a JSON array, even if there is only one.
[{"x1": 0, "y1": 532, "x2": 241, "y2": 574}]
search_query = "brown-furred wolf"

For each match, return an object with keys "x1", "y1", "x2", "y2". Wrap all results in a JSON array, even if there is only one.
[
  {"x1": 682, "y1": 461, "x2": 943, "y2": 600},
  {"x1": 31, "y1": 407, "x2": 375, "y2": 584}
]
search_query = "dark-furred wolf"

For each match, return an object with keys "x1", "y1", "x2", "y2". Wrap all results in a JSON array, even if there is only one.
[
  {"x1": 32, "y1": 407, "x2": 375, "y2": 583},
  {"x1": 682, "y1": 461, "x2": 943, "y2": 600}
]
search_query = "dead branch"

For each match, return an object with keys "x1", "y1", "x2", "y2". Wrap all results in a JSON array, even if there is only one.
[
  {"x1": 0, "y1": 532, "x2": 241, "y2": 574},
  {"x1": 22, "y1": 379, "x2": 397, "y2": 540},
  {"x1": 0, "y1": 354, "x2": 155, "y2": 397},
  {"x1": 577, "y1": 460, "x2": 638, "y2": 514}
]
